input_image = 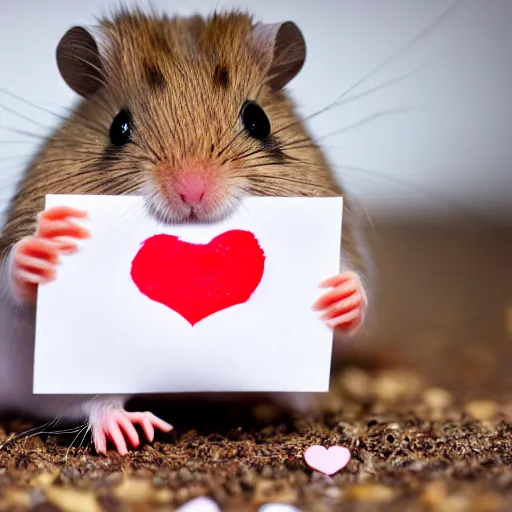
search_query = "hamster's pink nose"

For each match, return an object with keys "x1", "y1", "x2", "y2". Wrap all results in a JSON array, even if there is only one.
[{"x1": 175, "y1": 174, "x2": 206, "y2": 206}]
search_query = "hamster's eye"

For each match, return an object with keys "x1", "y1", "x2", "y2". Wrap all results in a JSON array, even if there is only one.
[
  {"x1": 240, "y1": 101, "x2": 271, "y2": 140},
  {"x1": 109, "y1": 109, "x2": 132, "y2": 146}
]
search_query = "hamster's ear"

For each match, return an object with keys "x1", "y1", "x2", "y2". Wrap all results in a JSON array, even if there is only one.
[
  {"x1": 252, "y1": 21, "x2": 306, "y2": 91},
  {"x1": 56, "y1": 26, "x2": 104, "y2": 98}
]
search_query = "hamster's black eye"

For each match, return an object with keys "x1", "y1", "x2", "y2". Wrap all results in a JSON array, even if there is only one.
[
  {"x1": 240, "y1": 101, "x2": 271, "y2": 140},
  {"x1": 109, "y1": 109, "x2": 132, "y2": 146}
]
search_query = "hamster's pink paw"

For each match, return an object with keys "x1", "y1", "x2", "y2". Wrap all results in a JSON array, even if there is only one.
[
  {"x1": 92, "y1": 410, "x2": 173, "y2": 455},
  {"x1": 312, "y1": 270, "x2": 367, "y2": 335},
  {"x1": 10, "y1": 206, "x2": 89, "y2": 303}
]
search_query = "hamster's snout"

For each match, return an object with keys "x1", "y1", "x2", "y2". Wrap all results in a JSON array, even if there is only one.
[
  {"x1": 145, "y1": 161, "x2": 246, "y2": 225},
  {"x1": 175, "y1": 173, "x2": 207, "y2": 206}
]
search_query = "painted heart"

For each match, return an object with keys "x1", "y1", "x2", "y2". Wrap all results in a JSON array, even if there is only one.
[
  {"x1": 130, "y1": 229, "x2": 266, "y2": 326},
  {"x1": 304, "y1": 445, "x2": 351, "y2": 476}
]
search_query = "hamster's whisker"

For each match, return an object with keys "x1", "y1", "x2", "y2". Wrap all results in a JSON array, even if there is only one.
[
  {"x1": 283, "y1": 149, "x2": 482, "y2": 222},
  {"x1": 0, "y1": 103, "x2": 51, "y2": 130},
  {"x1": 0, "y1": 88, "x2": 107, "y2": 138},
  {"x1": 227, "y1": 161, "x2": 282, "y2": 173},
  {"x1": 335, "y1": 163, "x2": 484, "y2": 223},
  {"x1": 0, "y1": 88, "x2": 63, "y2": 117},
  {"x1": 26, "y1": 155, "x2": 123, "y2": 172},
  {"x1": 0, "y1": 128, "x2": 52, "y2": 141},
  {"x1": 281, "y1": 153, "x2": 318, "y2": 166},
  {"x1": 19, "y1": 156, "x2": 104, "y2": 173},
  {"x1": 65, "y1": 424, "x2": 91, "y2": 462},
  {"x1": 78, "y1": 424, "x2": 92, "y2": 453},
  {"x1": 19, "y1": 165, "x2": 142, "y2": 195},
  {"x1": 22, "y1": 424, "x2": 87, "y2": 444},
  {"x1": 2, "y1": 135, "x2": 108, "y2": 154},
  {"x1": 216, "y1": 127, "x2": 246, "y2": 159},
  {"x1": 318, "y1": 106, "x2": 415, "y2": 142},
  {"x1": 269, "y1": 0, "x2": 463, "y2": 140},
  {"x1": 249, "y1": 174, "x2": 334, "y2": 191},
  {"x1": 271, "y1": 104, "x2": 413, "y2": 144},
  {"x1": 335, "y1": 63, "x2": 430, "y2": 108},
  {"x1": 216, "y1": 113, "x2": 244, "y2": 157},
  {"x1": 230, "y1": 146, "x2": 271, "y2": 163},
  {"x1": 40, "y1": 425, "x2": 88, "y2": 436},
  {"x1": 277, "y1": 137, "x2": 320, "y2": 150},
  {"x1": 335, "y1": 0, "x2": 464, "y2": 104},
  {"x1": 280, "y1": 144, "x2": 320, "y2": 153},
  {"x1": 220, "y1": 140, "x2": 253, "y2": 166},
  {"x1": 231, "y1": 143, "x2": 286, "y2": 163},
  {"x1": 0, "y1": 101, "x2": 107, "y2": 144},
  {"x1": 0, "y1": 417, "x2": 59, "y2": 450}
]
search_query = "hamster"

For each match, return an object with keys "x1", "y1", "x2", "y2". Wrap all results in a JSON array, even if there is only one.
[{"x1": 0, "y1": 7, "x2": 372, "y2": 455}]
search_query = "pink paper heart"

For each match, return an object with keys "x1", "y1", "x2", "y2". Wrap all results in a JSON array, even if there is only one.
[{"x1": 304, "y1": 445, "x2": 351, "y2": 475}]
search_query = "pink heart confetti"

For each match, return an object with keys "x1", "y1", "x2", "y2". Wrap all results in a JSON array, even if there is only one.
[
  {"x1": 175, "y1": 496, "x2": 221, "y2": 512},
  {"x1": 304, "y1": 445, "x2": 351, "y2": 476}
]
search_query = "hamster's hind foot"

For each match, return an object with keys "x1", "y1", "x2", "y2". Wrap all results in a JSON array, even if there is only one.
[
  {"x1": 312, "y1": 270, "x2": 367, "y2": 336},
  {"x1": 9, "y1": 205, "x2": 90, "y2": 304},
  {"x1": 91, "y1": 409, "x2": 173, "y2": 455}
]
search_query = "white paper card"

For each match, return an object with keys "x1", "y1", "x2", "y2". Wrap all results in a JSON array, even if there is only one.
[{"x1": 34, "y1": 194, "x2": 343, "y2": 394}]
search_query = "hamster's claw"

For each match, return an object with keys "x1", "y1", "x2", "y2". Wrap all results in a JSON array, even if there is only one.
[
  {"x1": 312, "y1": 270, "x2": 367, "y2": 335},
  {"x1": 92, "y1": 410, "x2": 173, "y2": 456},
  {"x1": 9, "y1": 206, "x2": 89, "y2": 303}
]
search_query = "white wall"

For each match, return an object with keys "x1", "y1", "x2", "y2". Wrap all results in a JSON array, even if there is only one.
[{"x1": 1, "y1": 0, "x2": 511, "y2": 225}]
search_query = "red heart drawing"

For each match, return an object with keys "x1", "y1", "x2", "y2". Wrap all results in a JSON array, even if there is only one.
[{"x1": 130, "y1": 229, "x2": 266, "y2": 326}]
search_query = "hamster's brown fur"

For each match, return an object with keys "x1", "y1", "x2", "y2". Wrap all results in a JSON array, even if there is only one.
[{"x1": 0, "y1": 7, "x2": 369, "y2": 290}]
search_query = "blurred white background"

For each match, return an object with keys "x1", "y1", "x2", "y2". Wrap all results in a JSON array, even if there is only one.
[{"x1": 0, "y1": 0, "x2": 511, "y2": 226}]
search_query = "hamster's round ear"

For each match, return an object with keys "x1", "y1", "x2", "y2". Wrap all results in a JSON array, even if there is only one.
[
  {"x1": 56, "y1": 26, "x2": 104, "y2": 98},
  {"x1": 253, "y1": 21, "x2": 306, "y2": 91}
]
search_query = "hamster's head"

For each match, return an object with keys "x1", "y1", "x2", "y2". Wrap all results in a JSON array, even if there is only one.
[{"x1": 55, "y1": 8, "x2": 339, "y2": 223}]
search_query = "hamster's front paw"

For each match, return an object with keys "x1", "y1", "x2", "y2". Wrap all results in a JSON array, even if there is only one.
[
  {"x1": 91, "y1": 409, "x2": 173, "y2": 455},
  {"x1": 9, "y1": 206, "x2": 90, "y2": 304},
  {"x1": 312, "y1": 270, "x2": 367, "y2": 336}
]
